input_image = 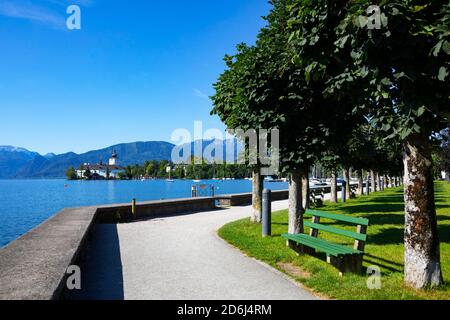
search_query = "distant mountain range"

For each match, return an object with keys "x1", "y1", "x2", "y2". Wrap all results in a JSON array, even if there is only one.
[{"x1": 0, "y1": 140, "x2": 241, "y2": 179}]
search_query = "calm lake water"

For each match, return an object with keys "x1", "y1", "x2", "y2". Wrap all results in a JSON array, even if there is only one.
[{"x1": 0, "y1": 179, "x2": 288, "y2": 248}]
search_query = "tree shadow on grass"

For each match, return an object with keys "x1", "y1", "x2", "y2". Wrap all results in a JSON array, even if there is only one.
[
  {"x1": 367, "y1": 227, "x2": 404, "y2": 246},
  {"x1": 272, "y1": 232, "x2": 287, "y2": 238},
  {"x1": 285, "y1": 249, "x2": 402, "y2": 275},
  {"x1": 363, "y1": 253, "x2": 403, "y2": 273},
  {"x1": 272, "y1": 222, "x2": 288, "y2": 226},
  {"x1": 361, "y1": 213, "x2": 450, "y2": 227},
  {"x1": 364, "y1": 194, "x2": 405, "y2": 202},
  {"x1": 368, "y1": 225, "x2": 450, "y2": 246},
  {"x1": 341, "y1": 203, "x2": 405, "y2": 214},
  {"x1": 363, "y1": 213, "x2": 405, "y2": 226}
]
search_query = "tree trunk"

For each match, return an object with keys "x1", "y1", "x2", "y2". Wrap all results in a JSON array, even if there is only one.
[
  {"x1": 330, "y1": 167, "x2": 338, "y2": 203},
  {"x1": 404, "y1": 133, "x2": 443, "y2": 288},
  {"x1": 377, "y1": 173, "x2": 382, "y2": 192},
  {"x1": 251, "y1": 167, "x2": 263, "y2": 223},
  {"x1": 357, "y1": 170, "x2": 364, "y2": 196},
  {"x1": 343, "y1": 167, "x2": 351, "y2": 199},
  {"x1": 288, "y1": 169, "x2": 304, "y2": 234},
  {"x1": 371, "y1": 170, "x2": 377, "y2": 192},
  {"x1": 302, "y1": 169, "x2": 310, "y2": 209}
]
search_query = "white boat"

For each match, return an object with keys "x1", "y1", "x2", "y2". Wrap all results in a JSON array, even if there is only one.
[
  {"x1": 265, "y1": 176, "x2": 283, "y2": 182},
  {"x1": 166, "y1": 168, "x2": 174, "y2": 182}
]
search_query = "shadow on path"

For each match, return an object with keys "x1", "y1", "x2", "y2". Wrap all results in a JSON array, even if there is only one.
[{"x1": 65, "y1": 224, "x2": 124, "y2": 300}]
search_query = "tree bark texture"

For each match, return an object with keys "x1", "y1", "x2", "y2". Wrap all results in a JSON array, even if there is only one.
[
  {"x1": 251, "y1": 167, "x2": 263, "y2": 223},
  {"x1": 302, "y1": 169, "x2": 310, "y2": 209},
  {"x1": 403, "y1": 133, "x2": 443, "y2": 288},
  {"x1": 330, "y1": 168, "x2": 338, "y2": 203},
  {"x1": 357, "y1": 170, "x2": 364, "y2": 196},
  {"x1": 343, "y1": 167, "x2": 351, "y2": 199},
  {"x1": 371, "y1": 170, "x2": 377, "y2": 192},
  {"x1": 288, "y1": 169, "x2": 304, "y2": 234}
]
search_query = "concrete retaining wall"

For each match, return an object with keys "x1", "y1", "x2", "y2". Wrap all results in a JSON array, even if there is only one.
[
  {"x1": 0, "y1": 206, "x2": 98, "y2": 300},
  {"x1": 216, "y1": 190, "x2": 289, "y2": 206},
  {"x1": 96, "y1": 197, "x2": 217, "y2": 223}
]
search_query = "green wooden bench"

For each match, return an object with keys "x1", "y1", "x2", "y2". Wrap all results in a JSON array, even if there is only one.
[
  {"x1": 282, "y1": 210, "x2": 369, "y2": 275},
  {"x1": 309, "y1": 189, "x2": 325, "y2": 207}
]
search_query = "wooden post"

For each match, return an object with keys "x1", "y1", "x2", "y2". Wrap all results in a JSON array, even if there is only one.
[
  {"x1": 132, "y1": 198, "x2": 137, "y2": 218},
  {"x1": 309, "y1": 216, "x2": 320, "y2": 238},
  {"x1": 327, "y1": 255, "x2": 344, "y2": 277},
  {"x1": 354, "y1": 225, "x2": 367, "y2": 251}
]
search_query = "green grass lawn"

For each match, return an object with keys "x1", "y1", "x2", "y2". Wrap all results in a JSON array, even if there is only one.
[{"x1": 219, "y1": 181, "x2": 450, "y2": 300}]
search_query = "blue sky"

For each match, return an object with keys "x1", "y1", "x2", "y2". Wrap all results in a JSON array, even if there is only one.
[{"x1": 0, "y1": 0, "x2": 271, "y2": 154}]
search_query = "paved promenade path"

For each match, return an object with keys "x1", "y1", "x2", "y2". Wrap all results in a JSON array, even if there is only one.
[{"x1": 72, "y1": 200, "x2": 318, "y2": 300}]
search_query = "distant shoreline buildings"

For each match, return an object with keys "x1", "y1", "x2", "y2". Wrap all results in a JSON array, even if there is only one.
[{"x1": 76, "y1": 151, "x2": 125, "y2": 180}]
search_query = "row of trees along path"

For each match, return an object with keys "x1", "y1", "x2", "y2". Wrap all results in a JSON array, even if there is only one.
[{"x1": 211, "y1": 0, "x2": 449, "y2": 289}]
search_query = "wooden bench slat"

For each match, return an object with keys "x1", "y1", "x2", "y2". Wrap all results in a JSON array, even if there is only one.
[
  {"x1": 305, "y1": 210, "x2": 369, "y2": 226},
  {"x1": 304, "y1": 221, "x2": 368, "y2": 242},
  {"x1": 283, "y1": 234, "x2": 360, "y2": 257},
  {"x1": 283, "y1": 234, "x2": 344, "y2": 257},
  {"x1": 282, "y1": 234, "x2": 362, "y2": 257},
  {"x1": 298, "y1": 236, "x2": 359, "y2": 255},
  {"x1": 298, "y1": 235, "x2": 361, "y2": 255}
]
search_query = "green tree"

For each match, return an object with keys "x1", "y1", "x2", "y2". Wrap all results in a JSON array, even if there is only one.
[
  {"x1": 83, "y1": 168, "x2": 91, "y2": 180},
  {"x1": 146, "y1": 161, "x2": 157, "y2": 177},
  {"x1": 275, "y1": 0, "x2": 359, "y2": 228},
  {"x1": 117, "y1": 171, "x2": 127, "y2": 180},
  {"x1": 212, "y1": 44, "x2": 266, "y2": 223},
  {"x1": 158, "y1": 160, "x2": 169, "y2": 178},
  {"x1": 66, "y1": 167, "x2": 77, "y2": 180},
  {"x1": 125, "y1": 166, "x2": 133, "y2": 180},
  {"x1": 325, "y1": 0, "x2": 449, "y2": 288},
  {"x1": 174, "y1": 165, "x2": 185, "y2": 179}
]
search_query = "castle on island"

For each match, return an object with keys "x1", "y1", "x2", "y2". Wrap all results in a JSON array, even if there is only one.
[{"x1": 76, "y1": 151, "x2": 125, "y2": 180}]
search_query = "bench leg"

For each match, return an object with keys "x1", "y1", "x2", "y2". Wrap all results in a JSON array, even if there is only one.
[
  {"x1": 327, "y1": 256, "x2": 344, "y2": 276},
  {"x1": 286, "y1": 241, "x2": 315, "y2": 256},
  {"x1": 351, "y1": 255, "x2": 364, "y2": 274},
  {"x1": 327, "y1": 255, "x2": 364, "y2": 276}
]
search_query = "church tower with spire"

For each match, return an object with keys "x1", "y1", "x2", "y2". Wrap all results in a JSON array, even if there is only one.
[{"x1": 109, "y1": 150, "x2": 118, "y2": 166}]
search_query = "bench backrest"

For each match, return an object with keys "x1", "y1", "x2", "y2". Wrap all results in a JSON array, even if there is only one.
[{"x1": 304, "y1": 210, "x2": 369, "y2": 250}]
